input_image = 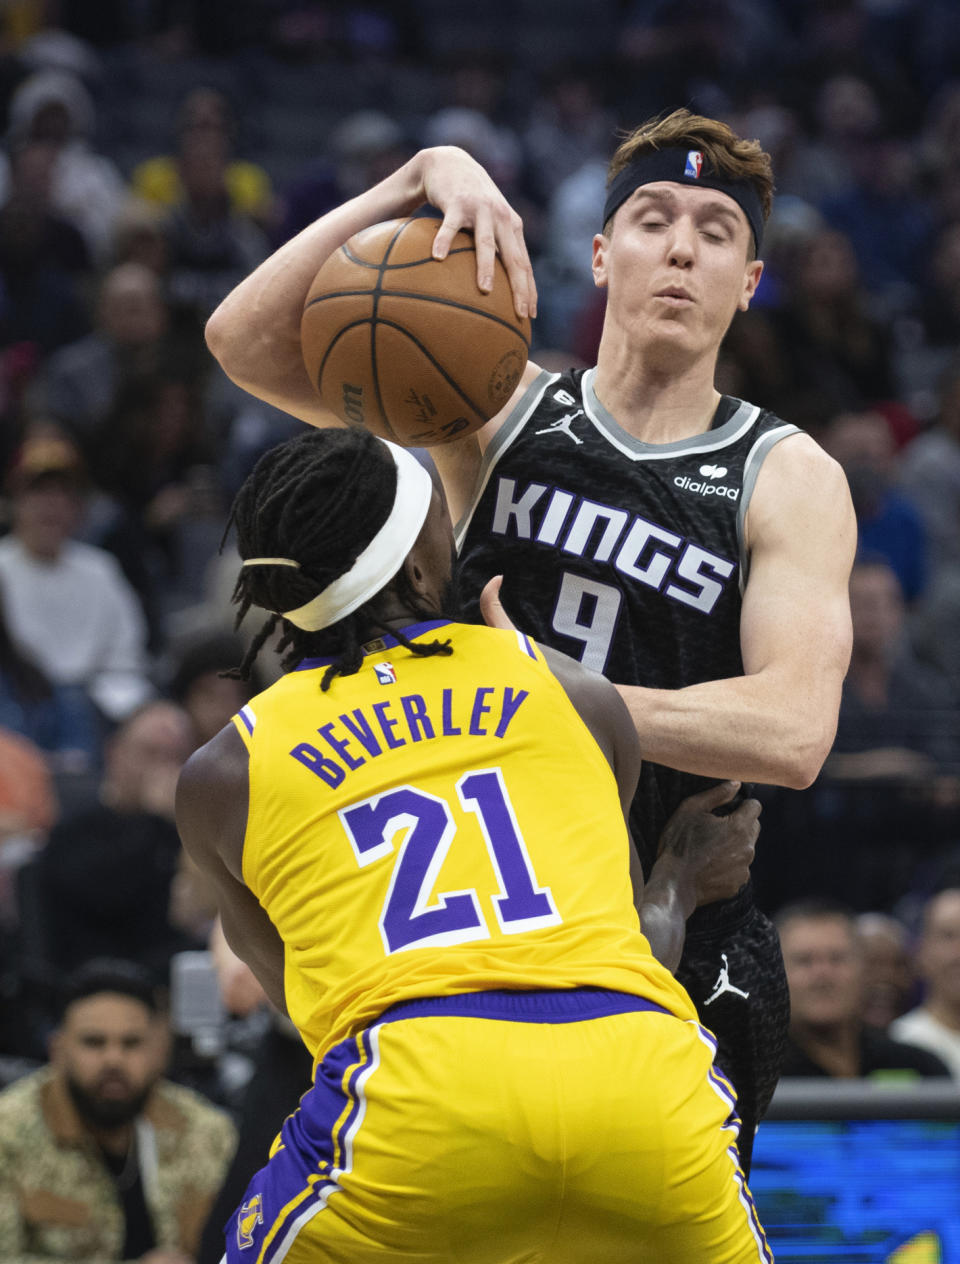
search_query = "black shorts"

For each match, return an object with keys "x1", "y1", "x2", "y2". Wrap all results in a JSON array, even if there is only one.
[{"x1": 674, "y1": 882, "x2": 790, "y2": 1177}]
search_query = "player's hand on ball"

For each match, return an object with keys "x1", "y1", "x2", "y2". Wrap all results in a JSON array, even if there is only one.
[
  {"x1": 419, "y1": 145, "x2": 537, "y2": 321},
  {"x1": 657, "y1": 781, "x2": 761, "y2": 908}
]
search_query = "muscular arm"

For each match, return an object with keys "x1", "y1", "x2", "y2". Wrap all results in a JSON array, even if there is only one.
[
  {"x1": 175, "y1": 727, "x2": 288, "y2": 1014},
  {"x1": 617, "y1": 434, "x2": 856, "y2": 787},
  {"x1": 205, "y1": 145, "x2": 538, "y2": 522}
]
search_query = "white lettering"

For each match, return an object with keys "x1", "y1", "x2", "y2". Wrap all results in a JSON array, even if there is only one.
[
  {"x1": 563, "y1": 500, "x2": 629, "y2": 561},
  {"x1": 615, "y1": 517, "x2": 682, "y2": 587},
  {"x1": 492, "y1": 478, "x2": 547, "y2": 538},
  {"x1": 536, "y1": 490, "x2": 575, "y2": 545}
]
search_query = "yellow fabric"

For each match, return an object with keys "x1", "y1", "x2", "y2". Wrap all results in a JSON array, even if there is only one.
[
  {"x1": 131, "y1": 155, "x2": 272, "y2": 216},
  {"x1": 234, "y1": 622, "x2": 696, "y2": 1059},
  {"x1": 276, "y1": 1010, "x2": 769, "y2": 1263}
]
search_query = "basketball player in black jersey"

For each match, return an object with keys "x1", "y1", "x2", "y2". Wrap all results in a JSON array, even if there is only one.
[{"x1": 203, "y1": 110, "x2": 856, "y2": 1172}]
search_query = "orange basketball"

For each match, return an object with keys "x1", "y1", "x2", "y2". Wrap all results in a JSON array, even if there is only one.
[{"x1": 301, "y1": 215, "x2": 531, "y2": 447}]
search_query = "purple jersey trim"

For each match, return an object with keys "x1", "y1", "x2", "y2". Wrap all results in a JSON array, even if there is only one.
[
  {"x1": 294, "y1": 620, "x2": 453, "y2": 671},
  {"x1": 379, "y1": 986, "x2": 674, "y2": 1025}
]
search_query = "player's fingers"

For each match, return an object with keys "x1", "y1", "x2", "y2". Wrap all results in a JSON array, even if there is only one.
[
  {"x1": 472, "y1": 207, "x2": 497, "y2": 294},
  {"x1": 496, "y1": 212, "x2": 535, "y2": 320},
  {"x1": 480, "y1": 575, "x2": 516, "y2": 631},
  {"x1": 432, "y1": 213, "x2": 462, "y2": 262},
  {"x1": 680, "y1": 780, "x2": 741, "y2": 814}
]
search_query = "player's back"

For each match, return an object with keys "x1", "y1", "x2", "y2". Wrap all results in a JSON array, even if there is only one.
[{"x1": 232, "y1": 619, "x2": 694, "y2": 1058}]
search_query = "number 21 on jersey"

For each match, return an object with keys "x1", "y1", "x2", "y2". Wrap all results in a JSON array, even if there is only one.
[{"x1": 338, "y1": 767, "x2": 561, "y2": 955}]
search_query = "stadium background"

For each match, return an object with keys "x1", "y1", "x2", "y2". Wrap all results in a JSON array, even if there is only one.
[{"x1": 0, "y1": 1, "x2": 959, "y2": 1260}]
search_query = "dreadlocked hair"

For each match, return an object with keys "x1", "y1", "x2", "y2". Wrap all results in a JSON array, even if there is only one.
[{"x1": 223, "y1": 427, "x2": 452, "y2": 689}]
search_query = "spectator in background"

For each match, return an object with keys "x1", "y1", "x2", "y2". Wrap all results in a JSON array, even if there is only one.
[
  {"x1": 87, "y1": 361, "x2": 221, "y2": 645},
  {"x1": 0, "y1": 588, "x2": 101, "y2": 772},
  {"x1": 826, "y1": 558, "x2": 959, "y2": 781},
  {"x1": 167, "y1": 633, "x2": 258, "y2": 751},
  {"x1": 777, "y1": 899, "x2": 949, "y2": 1079},
  {"x1": 891, "y1": 887, "x2": 960, "y2": 1079},
  {"x1": 769, "y1": 230, "x2": 898, "y2": 417},
  {"x1": 132, "y1": 87, "x2": 275, "y2": 233},
  {"x1": 162, "y1": 126, "x2": 269, "y2": 335},
  {"x1": 522, "y1": 62, "x2": 614, "y2": 206},
  {"x1": 898, "y1": 355, "x2": 960, "y2": 579},
  {"x1": 30, "y1": 702, "x2": 197, "y2": 981},
  {"x1": 0, "y1": 435, "x2": 154, "y2": 724},
  {"x1": 0, "y1": 137, "x2": 91, "y2": 355},
  {"x1": 0, "y1": 959, "x2": 235, "y2": 1263},
  {"x1": 275, "y1": 109, "x2": 410, "y2": 245},
  {"x1": 37, "y1": 262, "x2": 171, "y2": 449},
  {"x1": 856, "y1": 911, "x2": 916, "y2": 1029},
  {"x1": 822, "y1": 411, "x2": 928, "y2": 602},
  {"x1": 0, "y1": 68, "x2": 127, "y2": 265},
  {"x1": 820, "y1": 136, "x2": 934, "y2": 309}
]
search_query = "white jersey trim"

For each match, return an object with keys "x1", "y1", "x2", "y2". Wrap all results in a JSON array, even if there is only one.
[
  {"x1": 580, "y1": 367, "x2": 761, "y2": 460},
  {"x1": 736, "y1": 423, "x2": 802, "y2": 592}
]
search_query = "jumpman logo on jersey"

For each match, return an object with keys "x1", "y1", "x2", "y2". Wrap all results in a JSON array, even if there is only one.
[
  {"x1": 703, "y1": 954, "x2": 750, "y2": 1006},
  {"x1": 535, "y1": 410, "x2": 584, "y2": 445}
]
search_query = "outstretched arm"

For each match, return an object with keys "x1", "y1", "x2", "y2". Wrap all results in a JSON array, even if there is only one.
[{"x1": 175, "y1": 726, "x2": 288, "y2": 1015}]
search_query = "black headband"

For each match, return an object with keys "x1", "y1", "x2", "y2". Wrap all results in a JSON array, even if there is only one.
[{"x1": 602, "y1": 147, "x2": 764, "y2": 255}]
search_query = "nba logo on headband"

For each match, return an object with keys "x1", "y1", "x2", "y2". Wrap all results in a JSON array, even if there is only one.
[{"x1": 684, "y1": 150, "x2": 704, "y2": 179}]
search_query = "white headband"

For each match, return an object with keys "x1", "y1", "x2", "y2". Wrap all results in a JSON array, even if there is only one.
[{"x1": 241, "y1": 440, "x2": 434, "y2": 632}]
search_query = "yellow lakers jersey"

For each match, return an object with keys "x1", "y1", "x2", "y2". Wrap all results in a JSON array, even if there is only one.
[{"x1": 232, "y1": 620, "x2": 696, "y2": 1058}]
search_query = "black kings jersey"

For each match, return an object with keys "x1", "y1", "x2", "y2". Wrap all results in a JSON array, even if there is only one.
[{"x1": 456, "y1": 366, "x2": 799, "y2": 877}]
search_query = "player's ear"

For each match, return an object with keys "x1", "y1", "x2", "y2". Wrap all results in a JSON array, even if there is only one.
[
  {"x1": 738, "y1": 259, "x2": 764, "y2": 311},
  {"x1": 592, "y1": 233, "x2": 609, "y2": 290}
]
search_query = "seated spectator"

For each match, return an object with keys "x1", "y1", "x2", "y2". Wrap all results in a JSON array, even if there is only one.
[
  {"x1": 132, "y1": 87, "x2": 274, "y2": 232},
  {"x1": 822, "y1": 411, "x2": 928, "y2": 602},
  {"x1": 162, "y1": 124, "x2": 269, "y2": 334},
  {"x1": 856, "y1": 911, "x2": 916, "y2": 1030},
  {"x1": 37, "y1": 262, "x2": 171, "y2": 448},
  {"x1": 30, "y1": 701, "x2": 197, "y2": 980},
  {"x1": 0, "y1": 588, "x2": 102, "y2": 771},
  {"x1": 769, "y1": 229, "x2": 898, "y2": 413},
  {"x1": 167, "y1": 632, "x2": 260, "y2": 750},
  {"x1": 0, "y1": 435, "x2": 154, "y2": 723},
  {"x1": 826, "y1": 557, "x2": 960, "y2": 780},
  {"x1": 777, "y1": 899, "x2": 950, "y2": 1079},
  {"x1": 891, "y1": 888, "x2": 960, "y2": 1079},
  {"x1": 0, "y1": 68, "x2": 128, "y2": 265},
  {"x1": 0, "y1": 958, "x2": 236, "y2": 1262},
  {"x1": 86, "y1": 360, "x2": 222, "y2": 644},
  {"x1": 0, "y1": 137, "x2": 91, "y2": 355},
  {"x1": 898, "y1": 355, "x2": 960, "y2": 580},
  {"x1": 275, "y1": 109, "x2": 410, "y2": 245}
]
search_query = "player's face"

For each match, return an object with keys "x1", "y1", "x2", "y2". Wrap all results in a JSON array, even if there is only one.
[
  {"x1": 593, "y1": 183, "x2": 763, "y2": 368},
  {"x1": 52, "y1": 994, "x2": 162, "y2": 1130},
  {"x1": 919, "y1": 890, "x2": 960, "y2": 1008},
  {"x1": 780, "y1": 917, "x2": 864, "y2": 1028}
]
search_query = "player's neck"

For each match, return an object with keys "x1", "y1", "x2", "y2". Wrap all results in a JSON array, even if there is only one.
[{"x1": 593, "y1": 341, "x2": 721, "y2": 443}]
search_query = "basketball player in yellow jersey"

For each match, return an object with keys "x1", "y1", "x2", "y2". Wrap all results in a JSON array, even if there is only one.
[{"x1": 176, "y1": 426, "x2": 771, "y2": 1264}]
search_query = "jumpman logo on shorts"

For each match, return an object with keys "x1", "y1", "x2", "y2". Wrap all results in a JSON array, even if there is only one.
[
  {"x1": 703, "y1": 953, "x2": 750, "y2": 1006},
  {"x1": 535, "y1": 410, "x2": 584, "y2": 444}
]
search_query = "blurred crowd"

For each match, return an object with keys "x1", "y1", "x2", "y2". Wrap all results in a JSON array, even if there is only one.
[{"x1": 0, "y1": 2, "x2": 959, "y2": 1249}]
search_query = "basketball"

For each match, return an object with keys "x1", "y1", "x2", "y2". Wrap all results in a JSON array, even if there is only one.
[{"x1": 301, "y1": 215, "x2": 531, "y2": 447}]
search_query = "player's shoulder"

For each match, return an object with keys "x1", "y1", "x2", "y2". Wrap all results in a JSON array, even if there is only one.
[{"x1": 752, "y1": 425, "x2": 848, "y2": 499}]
